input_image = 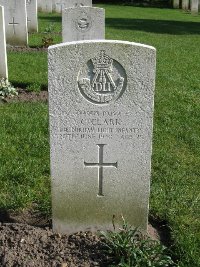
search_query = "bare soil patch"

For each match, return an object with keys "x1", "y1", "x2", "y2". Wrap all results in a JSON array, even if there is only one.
[
  {"x1": 0, "y1": 223, "x2": 110, "y2": 267},
  {"x1": 7, "y1": 46, "x2": 48, "y2": 52},
  {"x1": 0, "y1": 209, "x2": 164, "y2": 267},
  {"x1": 2, "y1": 89, "x2": 48, "y2": 103},
  {"x1": 0, "y1": 209, "x2": 111, "y2": 267}
]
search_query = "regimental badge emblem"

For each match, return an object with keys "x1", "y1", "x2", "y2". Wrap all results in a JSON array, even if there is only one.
[
  {"x1": 75, "y1": 3, "x2": 84, "y2": 7},
  {"x1": 75, "y1": 12, "x2": 92, "y2": 33},
  {"x1": 78, "y1": 50, "x2": 127, "y2": 104}
]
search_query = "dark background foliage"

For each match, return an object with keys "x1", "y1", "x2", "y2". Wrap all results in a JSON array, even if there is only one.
[{"x1": 93, "y1": 0, "x2": 172, "y2": 8}]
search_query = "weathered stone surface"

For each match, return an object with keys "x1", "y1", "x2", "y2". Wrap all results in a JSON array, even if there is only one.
[
  {"x1": 0, "y1": 5, "x2": 8, "y2": 78},
  {"x1": 0, "y1": 0, "x2": 28, "y2": 46},
  {"x1": 40, "y1": 0, "x2": 52, "y2": 13},
  {"x1": 48, "y1": 40, "x2": 156, "y2": 234},
  {"x1": 191, "y1": 0, "x2": 199, "y2": 14},
  {"x1": 26, "y1": 0, "x2": 38, "y2": 33},
  {"x1": 62, "y1": 7, "x2": 105, "y2": 42},
  {"x1": 55, "y1": 0, "x2": 92, "y2": 13}
]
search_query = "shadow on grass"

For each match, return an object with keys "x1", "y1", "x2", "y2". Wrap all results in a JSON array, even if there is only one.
[
  {"x1": 0, "y1": 208, "x2": 51, "y2": 228},
  {"x1": 0, "y1": 209, "x2": 15, "y2": 223},
  {"x1": 94, "y1": 1, "x2": 171, "y2": 8},
  {"x1": 149, "y1": 214, "x2": 180, "y2": 263},
  {"x1": 106, "y1": 18, "x2": 200, "y2": 35},
  {"x1": 149, "y1": 215, "x2": 172, "y2": 247},
  {"x1": 39, "y1": 15, "x2": 62, "y2": 23},
  {"x1": 11, "y1": 81, "x2": 48, "y2": 91}
]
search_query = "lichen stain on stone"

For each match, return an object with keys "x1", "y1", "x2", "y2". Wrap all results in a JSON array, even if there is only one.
[{"x1": 53, "y1": 191, "x2": 147, "y2": 230}]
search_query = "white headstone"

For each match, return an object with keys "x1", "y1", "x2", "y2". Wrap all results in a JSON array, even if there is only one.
[
  {"x1": 48, "y1": 40, "x2": 156, "y2": 234},
  {"x1": 40, "y1": 0, "x2": 52, "y2": 13},
  {"x1": 55, "y1": 0, "x2": 92, "y2": 14},
  {"x1": 182, "y1": 0, "x2": 189, "y2": 10},
  {"x1": 52, "y1": 0, "x2": 57, "y2": 12},
  {"x1": 62, "y1": 7, "x2": 105, "y2": 42},
  {"x1": 0, "y1": 5, "x2": 8, "y2": 79},
  {"x1": 191, "y1": 0, "x2": 199, "y2": 14},
  {"x1": 54, "y1": 0, "x2": 66, "y2": 13},
  {"x1": 173, "y1": 0, "x2": 179, "y2": 8},
  {"x1": 0, "y1": 0, "x2": 28, "y2": 46},
  {"x1": 26, "y1": 0, "x2": 38, "y2": 33},
  {"x1": 37, "y1": 0, "x2": 42, "y2": 11}
]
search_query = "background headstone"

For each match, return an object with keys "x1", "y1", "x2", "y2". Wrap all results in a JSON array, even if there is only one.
[
  {"x1": 182, "y1": 0, "x2": 189, "y2": 10},
  {"x1": 37, "y1": 0, "x2": 42, "y2": 11},
  {"x1": 55, "y1": 0, "x2": 92, "y2": 13},
  {"x1": 62, "y1": 7, "x2": 105, "y2": 42},
  {"x1": 0, "y1": 0, "x2": 28, "y2": 46},
  {"x1": 0, "y1": 5, "x2": 8, "y2": 79},
  {"x1": 26, "y1": 0, "x2": 38, "y2": 33},
  {"x1": 48, "y1": 40, "x2": 156, "y2": 234},
  {"x1": 52, "y1": 0, "x2": 57, "y2": 12},
  {"x1": 173, "y1": 0, "x2": 179, "y2": 8},
  {"x1": 40, "y1": 0, "x2": 52, "y2": 13},
  {"x1": 54, "y1": 0, "x2": 66, "y2": 13},
  {"x1": 191, "y1": 0, "x2": 199, "y2": 14}
]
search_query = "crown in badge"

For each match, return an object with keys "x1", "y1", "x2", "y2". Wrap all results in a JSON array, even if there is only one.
[{"x1": 92, "y1": 50, "x2": 113, "y2": 69}]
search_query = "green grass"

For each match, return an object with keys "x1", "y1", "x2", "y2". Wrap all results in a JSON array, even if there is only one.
[
  {"x1": 8, "y1": 12, "x2": 62, "y2": 89},
  {"x1": 0, "y1": 103, "x2": 50, "y2": 214},
  {"x1": 1, "y1": 5, "x2": 200, "y2": 267},
  {"x1": 29, "y1": 12, "x2": 62, "y2": 47},
  {"x1": 101, "y1": 217, "x2": 176, "y2": 267},
  {"x1": 8, "y1": 52, "x2": 48, "y2": 89}
]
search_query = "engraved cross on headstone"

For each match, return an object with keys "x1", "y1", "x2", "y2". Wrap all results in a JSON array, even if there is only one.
[
  {"x1": 8, "y1": 17, "x2": 19, "y2": 35},
  {"x1": 84, "y1": 144, "x2": 118, "y2": 196}
]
